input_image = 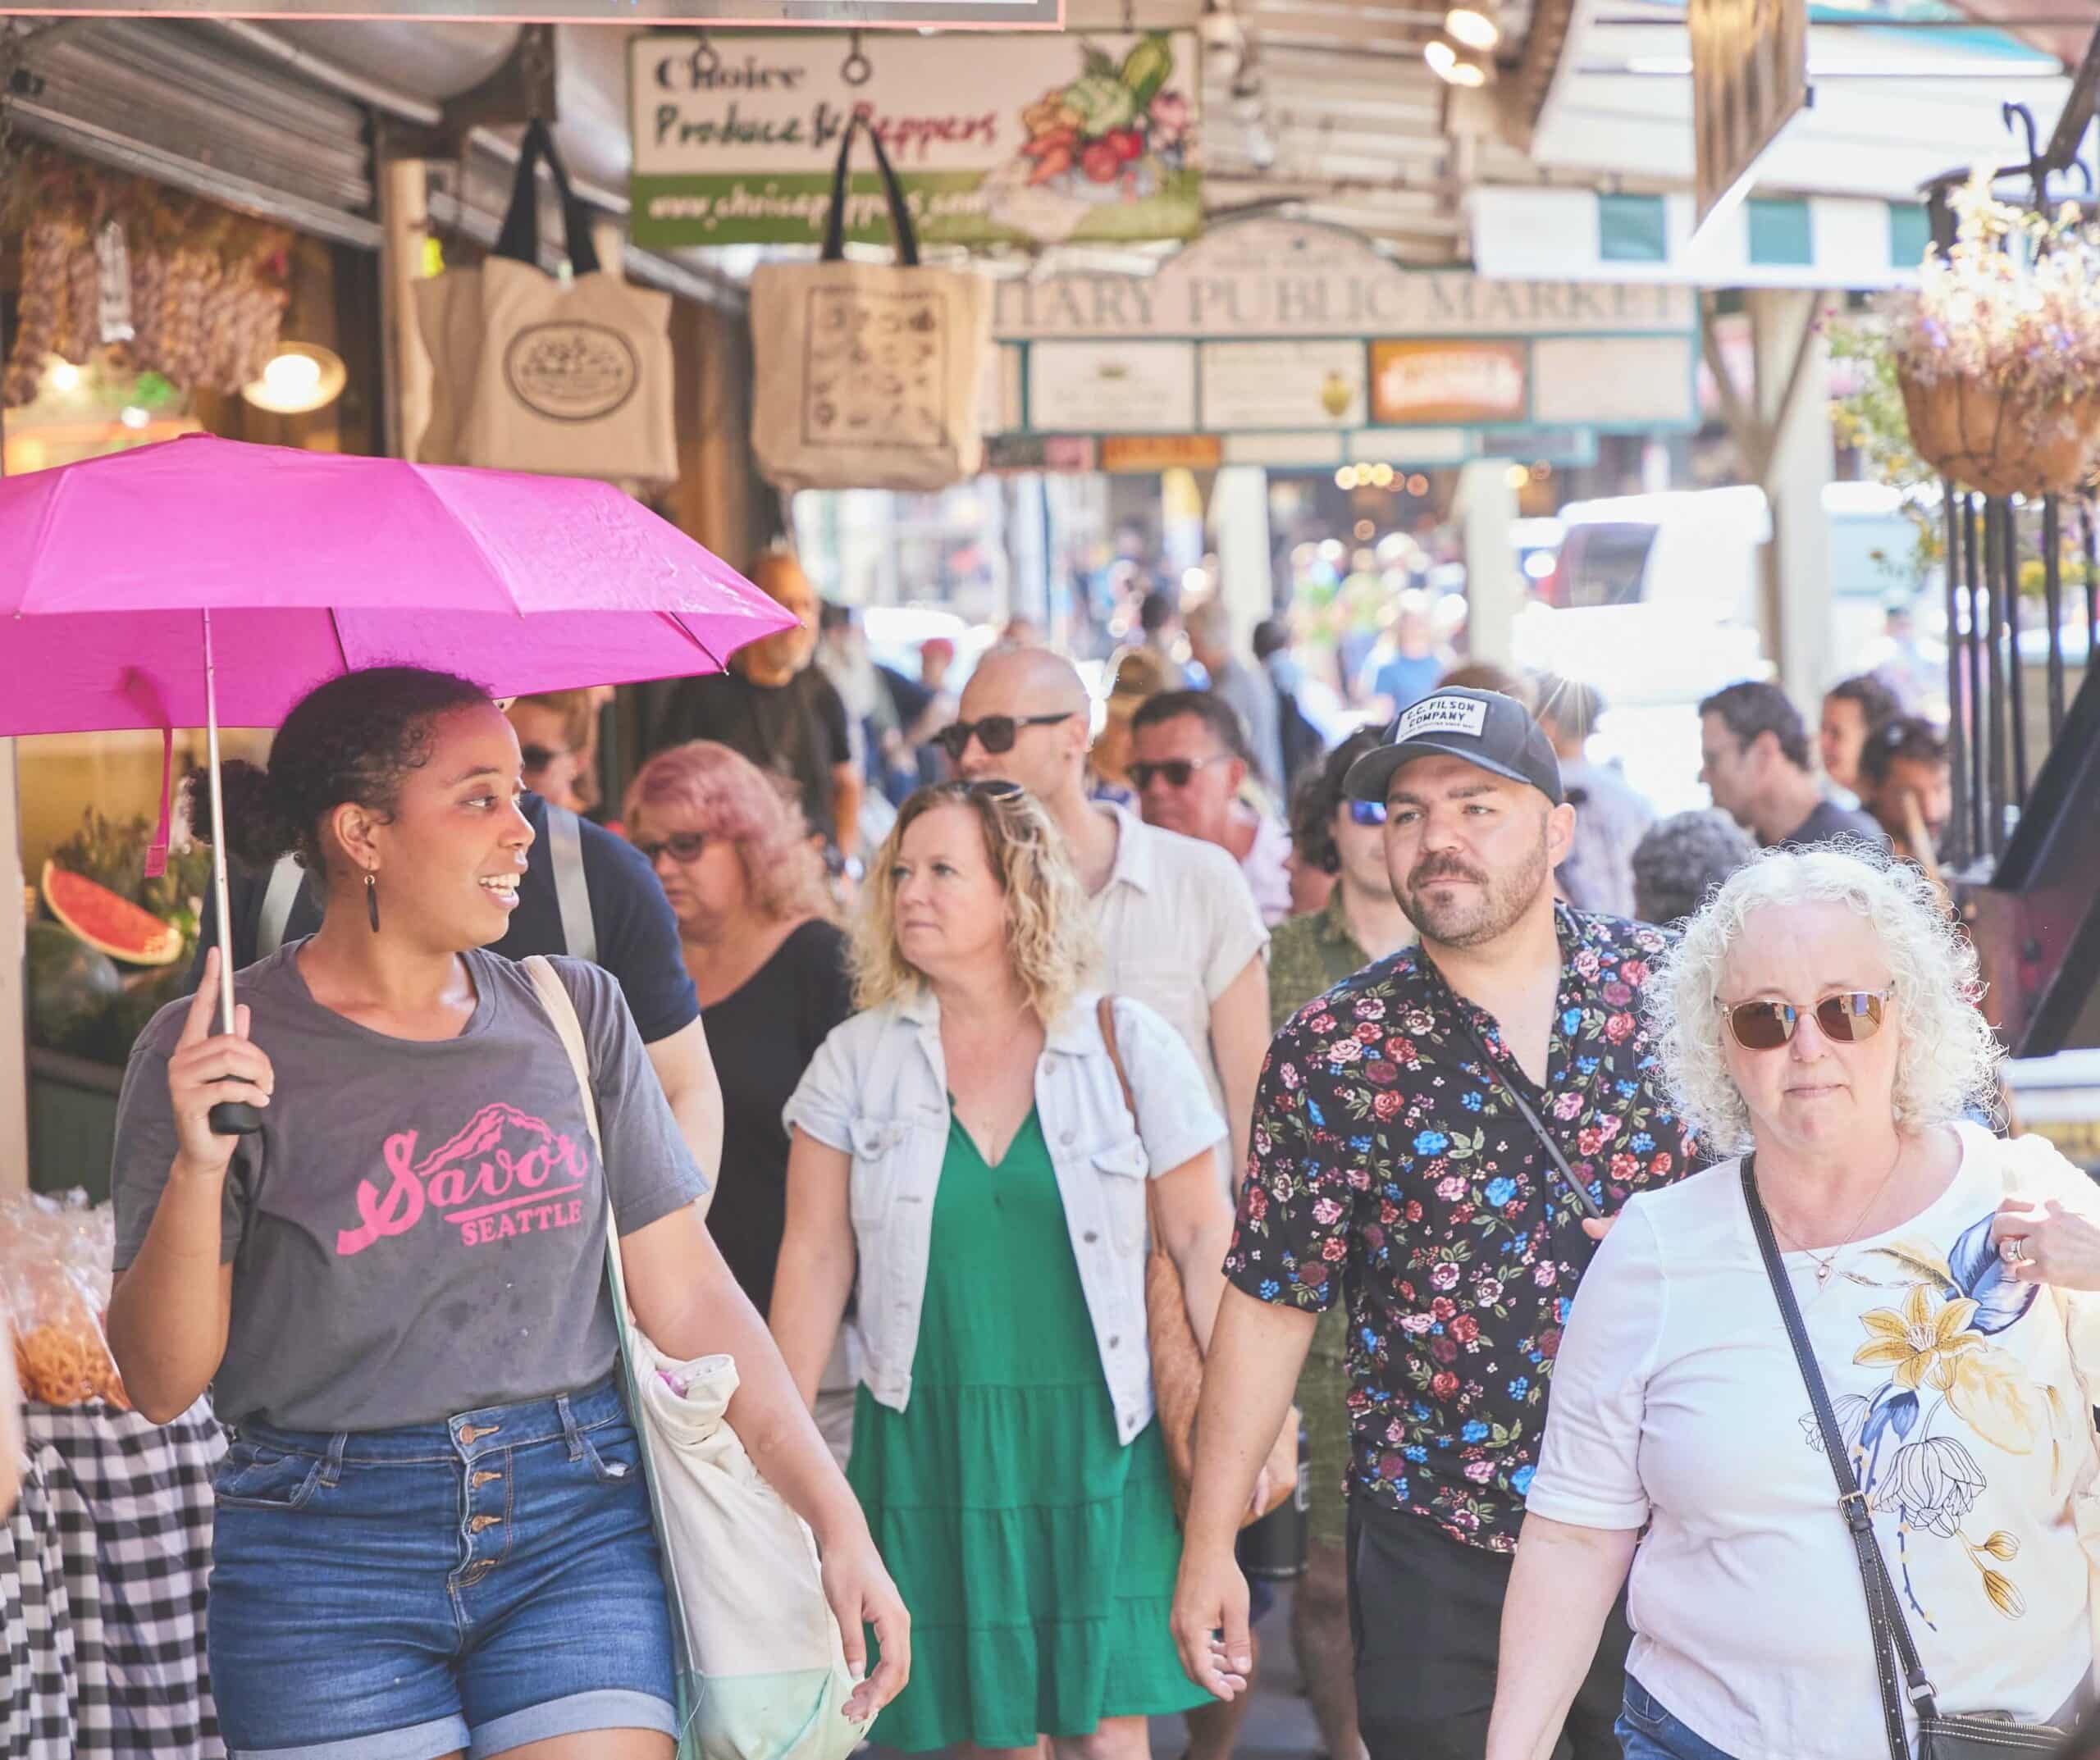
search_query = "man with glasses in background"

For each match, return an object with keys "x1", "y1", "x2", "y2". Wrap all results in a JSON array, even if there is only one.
[
  {"x1": 1130, "y1": 691, "x2": 1294, "y2": 925},
  {"x1": 948, "y1": 646, "x2": 1272, "y2": 1760},
  {"x1": 1171, "y1": 688, "x2": 1700, "y2": 1760}
]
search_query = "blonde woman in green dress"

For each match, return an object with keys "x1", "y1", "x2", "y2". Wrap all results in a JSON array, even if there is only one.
[{"x1": 771, "y1": 779, "x2": 1244, "y2": 1758}]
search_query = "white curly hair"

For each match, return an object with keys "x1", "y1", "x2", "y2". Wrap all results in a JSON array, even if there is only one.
[{"x1": 1646, "y1": 839, "x2": 2001, "y2": 1156}]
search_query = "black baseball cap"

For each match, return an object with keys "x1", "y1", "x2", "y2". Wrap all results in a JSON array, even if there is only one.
[{"x1": 1344, "y1": 688, "x2": 1565, "y2": 807}]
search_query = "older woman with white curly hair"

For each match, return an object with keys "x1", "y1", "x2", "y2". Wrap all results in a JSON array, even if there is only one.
[{"x1": 1483, "y1": 841, "x2": 2100, "y2": 1760}]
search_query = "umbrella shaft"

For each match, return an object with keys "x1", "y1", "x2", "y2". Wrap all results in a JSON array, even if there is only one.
[{"x1": 203, "y1": 611, "x2": 238, "y2": 1038}]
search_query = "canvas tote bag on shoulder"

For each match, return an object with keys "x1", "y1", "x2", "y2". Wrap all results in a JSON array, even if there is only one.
[
  {"x1": 749, "y1": 115, "x2": 991, "y2": 493},
  {"x1": 524, "y1": 956, "x2": 871, "y2": 1760}
]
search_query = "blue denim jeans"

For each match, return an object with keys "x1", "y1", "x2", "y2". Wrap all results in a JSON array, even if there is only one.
[
  {"x1": 209, "y1": 1377, "x2": 678, "y2": 1760},
  {"x1": 1615, "y1": 1678, "x2": 1740, "y2": 1760}
]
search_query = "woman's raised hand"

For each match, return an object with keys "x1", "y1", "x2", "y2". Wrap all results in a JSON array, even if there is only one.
[
  {"x1": 1993, "y1": 1197, "x2": 2100, "y2": 1293},
  {"x1": 167, "y1": 948, "x2": 273, "y2": 1178}
]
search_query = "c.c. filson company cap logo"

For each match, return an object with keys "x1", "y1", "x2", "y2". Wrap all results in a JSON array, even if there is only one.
[{"x1": 504, "y1": 323, "x2": 640, "y2": 423}]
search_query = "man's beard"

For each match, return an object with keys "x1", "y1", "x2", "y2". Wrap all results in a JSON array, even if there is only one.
[{"x1": 1396, "y1": 833, "x2": 1550, "y2": 950}]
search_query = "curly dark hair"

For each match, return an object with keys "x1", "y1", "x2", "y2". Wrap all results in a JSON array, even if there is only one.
[
  {"x1": 185, "y1": 666, "x2": 491, "y2": 878},
  {"x1": 1856, "y1": 714, "x2": 1947, "y2": 789},
  {"x1": 1288, "y1": 727, "x2": 1386, "y2": 876},
  {"x1": 1630, "y1": 809, "x2": 1758, "y2": 928},
  {"x1": 1824, "y1": 673, "x2": 1901, "y2": 734}
]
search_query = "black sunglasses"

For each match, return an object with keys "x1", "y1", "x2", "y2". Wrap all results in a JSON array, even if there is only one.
[
  {"x1": 1721, "y1": 988, "x2": 1893, "y2": 1051},
  {"x1": 632, "y1": 831, "x2": 710, "y2": 865},
  {"x1": 934, "y1": 712, "x2": 1074, "y2": 762},
  {"x1": 519, "y1": 743, "x2": 571, "y2": 771},
  {"x1": 1130, "y1": 754, "x2": 1232, "y2": 791}
]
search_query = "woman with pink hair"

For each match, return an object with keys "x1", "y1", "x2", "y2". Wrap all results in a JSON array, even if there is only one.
[{"x1": 624, "y1": 741, "x2": 857, "y2": 1453}]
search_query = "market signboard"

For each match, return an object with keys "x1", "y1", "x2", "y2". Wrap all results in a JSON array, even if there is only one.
[
  {"x1": 1369, "y1": 341, "x2": 1527, "y2": 426},
  {"x1": 986, "y1": 217, "x2": 1699, "y2": 455},
  {"x1": 1690, "y1": 0, "x2": 1809, "y2": 227},
  {"x1": 629, "y1": 30, "x2": 1201, "y2": 248}
]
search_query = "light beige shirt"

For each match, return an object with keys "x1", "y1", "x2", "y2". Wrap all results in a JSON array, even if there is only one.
[{"x1": 1086, "y1": 803, "x2": 1269, "y2": 1142}]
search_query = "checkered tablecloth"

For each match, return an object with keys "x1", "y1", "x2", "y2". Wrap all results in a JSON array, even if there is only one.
[{"x1": 3, "y1": 1398, "x2": 225, "y2": 1758}]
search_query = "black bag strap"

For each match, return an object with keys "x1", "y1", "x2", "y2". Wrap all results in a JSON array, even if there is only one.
[
  {"x1": 1449, "y1": 1015, "x2": 1605, "y2": 1222},
  {"x1": 819, "y1": 112, "x2": 920, "y2": 267},
  {"x1": 494, "y1": 118, "x2": 602, "y2": 276},
  {"x1": 1740, "y1": 1159, "x2": 1937, "y2": 1760}
]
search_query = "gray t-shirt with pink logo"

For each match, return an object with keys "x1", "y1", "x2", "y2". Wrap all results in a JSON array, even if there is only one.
[{"x1": 112, "y1": 946, "x2": 706, "y2": 1433}]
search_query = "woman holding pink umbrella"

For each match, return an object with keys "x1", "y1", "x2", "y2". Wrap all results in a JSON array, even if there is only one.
[{"x1": 106, "y1": 665, "x2": 909, "y2": 1760}]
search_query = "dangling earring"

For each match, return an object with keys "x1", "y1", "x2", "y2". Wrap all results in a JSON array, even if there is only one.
[{"x1": 365, "y1": 870, "x2": 381, "y2": 932}]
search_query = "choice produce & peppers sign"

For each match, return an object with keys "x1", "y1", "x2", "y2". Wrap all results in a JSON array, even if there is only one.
[{"x1": 628, "y1": 31, "x2": 1203, "y2": 248}]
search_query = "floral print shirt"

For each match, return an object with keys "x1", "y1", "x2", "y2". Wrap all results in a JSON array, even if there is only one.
[{"x1": 1224, "y1": 905, "x2": 1700, "y2": 1553}]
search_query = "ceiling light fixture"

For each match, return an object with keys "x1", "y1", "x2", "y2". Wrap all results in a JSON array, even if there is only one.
[
  {"x1": 241, "y1": 341, "x2": 348, "y2": 416},
  {"x1": 1424, "y1": 34, "x2": 1491, "y2": 85},
  {"x1": 1444, "y1": 4, "x2": 1500, "y2": 49}
]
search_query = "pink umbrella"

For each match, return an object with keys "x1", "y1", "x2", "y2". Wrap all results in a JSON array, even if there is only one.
[{"x1": 0, "y1": 433, "x2": 794, "y2": 1132}]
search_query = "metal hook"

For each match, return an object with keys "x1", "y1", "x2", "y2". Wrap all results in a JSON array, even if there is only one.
[
  {"x1": 841, "y1": 30, "x2": 871, "y2": 86},
  {"x1": 688, "y1": 30, "x2": 720, "y2": 82},
  {"x1": 2003, "y1": 101, "x2": 2042, "y2": 166}
]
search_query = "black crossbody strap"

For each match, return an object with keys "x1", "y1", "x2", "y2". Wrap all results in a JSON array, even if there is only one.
[
  {"x1": 1739, "y1": 1160, "x2": 1937, "y2": 1760},
  {"x1": 1451, "y1": 1019, "x2": 1605, "y2": 1222}
]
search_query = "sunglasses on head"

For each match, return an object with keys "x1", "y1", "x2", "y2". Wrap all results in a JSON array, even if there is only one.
[
  {"x1": 934, "y1": 712, "x2": 1074, "y2": 763},
  {"x1": 929, "y1": 777, "x2": 1025, "y2": 801},
  {"x1": 519, "y1": 743, "x2": 570, "y2": 771},
  {"x1": 1721, "y1": 987, "x2": 1893, "y2": 1051},
  {"x1": 1346, "y1": 799, "x2": 1388, "y2": 828},
  {"x1": 1130, "y1": 754, "x2": 1232, "y2": 791},
  {"x1": 632, "y1": 831, "x2": 710, "y2": 865}
]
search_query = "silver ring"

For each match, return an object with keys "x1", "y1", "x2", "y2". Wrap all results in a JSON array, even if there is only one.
[{"x1": 2000, "y1": 1235, "x2": 2032, "y2": 1266}]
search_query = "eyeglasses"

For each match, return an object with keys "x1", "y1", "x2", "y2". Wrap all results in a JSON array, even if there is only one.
[
  {"x1": 1130, "y1": 754, "x2": 1232, "y2": 791},
  {"x1": 1345, "y1": 799, "x2": 1388, "y2": 828},
  {"x1": 1721, "y1": 988, "x2": 1893, "y2": 1051},
  {"x1": 934, "y1": 712, "x2": 1074, "y2": 763},
  {"x1": 519, "y1": 743, "x2": 572, "y2": 771},
  {"x1": 632, "y1": 831, "x2": 710, "y2": 865}
]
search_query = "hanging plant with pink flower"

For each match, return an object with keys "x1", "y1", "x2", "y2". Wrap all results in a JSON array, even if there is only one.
[{"x1": 1881, "y1": 171, "x2": 2100, "y2": 500}]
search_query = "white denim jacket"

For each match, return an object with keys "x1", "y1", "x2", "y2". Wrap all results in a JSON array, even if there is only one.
[{"x1": 783, "y1": 986, "x2": 1226, "y2": 1446}]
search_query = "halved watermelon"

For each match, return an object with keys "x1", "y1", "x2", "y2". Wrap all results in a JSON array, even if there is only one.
[{"x1": 43, "y1": 860, "x2": 185, "y2": 967}]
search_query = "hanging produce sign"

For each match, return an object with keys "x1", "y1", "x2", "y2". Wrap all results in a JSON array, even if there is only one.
[
  {"x1": 986, "y1": 217, "x2": 1699, "y2": 454},
  {"x1": 628, "y1": 30, "x2": 1202, "y2": 248}
]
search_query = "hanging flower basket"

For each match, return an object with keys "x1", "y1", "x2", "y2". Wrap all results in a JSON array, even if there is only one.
[
  {"x1": 1897, "y1": 369, "x2": 2100, "y2": 499},
  {"x1": 1879, "y1": 172, "x2": 2100, "y2": 503}
]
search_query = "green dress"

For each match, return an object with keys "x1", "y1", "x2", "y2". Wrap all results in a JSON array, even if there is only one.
[{"x1": 847, "y1": 1108, "x2": 1207, "y2": 1752}]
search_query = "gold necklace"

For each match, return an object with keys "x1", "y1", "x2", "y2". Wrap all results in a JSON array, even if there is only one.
[{"x1": 1761, "y1": 1143, "x2": 1905, "y2": 1293}]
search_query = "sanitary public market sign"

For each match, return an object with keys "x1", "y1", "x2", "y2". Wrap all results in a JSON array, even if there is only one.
[
  {"x1": 984, "y1": 218, "x2": 1700, "y2": 453},
  {"x1": 629, "y1": 30, "x2": 1201, "y2": 248}
]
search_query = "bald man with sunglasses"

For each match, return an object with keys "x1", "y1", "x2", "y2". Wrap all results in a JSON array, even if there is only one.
[{"x1": 949, "y1": 649, "x2": 1271, "y2": 1206}]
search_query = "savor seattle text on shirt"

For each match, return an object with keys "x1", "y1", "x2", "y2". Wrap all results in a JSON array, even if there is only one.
[{"x1": 1224, "y1": 906, "x2": 1700, "y2": 1553}]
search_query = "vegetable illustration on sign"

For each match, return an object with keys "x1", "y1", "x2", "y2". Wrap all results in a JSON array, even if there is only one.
[{"x1": 992, "y1": 35, "x2": 1194, "y2": 241}]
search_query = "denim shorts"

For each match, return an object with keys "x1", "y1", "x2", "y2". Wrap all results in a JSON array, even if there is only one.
[
  {"x1": 1616, "y1": 1677, "x2": 1739, "y2": 1760},
  {"x1": 209, "y1": 1377, "x2": 678, "y2": 1760}
]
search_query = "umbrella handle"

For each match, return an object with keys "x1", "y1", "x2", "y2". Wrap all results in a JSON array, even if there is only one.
[{"x1": 208, "y1": 1099, "x2": 264, "y2": 1138}]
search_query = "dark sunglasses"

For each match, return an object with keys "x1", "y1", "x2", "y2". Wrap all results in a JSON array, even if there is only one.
[
  {"x1": 1722, "y1": 987, "x2": 1892, "y2": 1051},
  {"x1": 519, "y1": 743, "x2": 571, "y2": 771},
  {"x1": 632, "y1": 831, "x2": 710, "y2": 865},
  {"x1": 1130, "y1": 754, "x2": 1232, "y2": 791},
  {"x1": 1345, "y1": 799, "x2": 1388, "y2": 828},
  {"x1": 934, "y1": 712, "x2": 1074, "y2": 762}
]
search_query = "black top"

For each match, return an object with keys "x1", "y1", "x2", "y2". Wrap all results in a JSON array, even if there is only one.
[
  {"x1": 702, "y1": 918, "x2": 854, "y2": 1316},
  {"x1": 1776, "y1": 796, "x2": 1891, "y2": 852},
  {"x1": 1224, "y1": 905, "x2": 1704, "y2": 1553},
  {"x1": 650, "y1": 668, "x2": 853, "y2": 844},
  {"x1": 185, "y1": 793, "x2": 701, "y2": 1046}
]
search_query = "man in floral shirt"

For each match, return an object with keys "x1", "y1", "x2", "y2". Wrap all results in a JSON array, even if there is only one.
[{"x1": 1171, "y1": 688, "x2": 1700, "y2": 1760}]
